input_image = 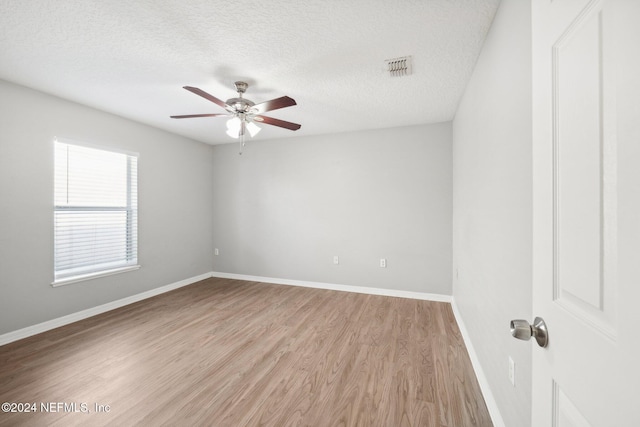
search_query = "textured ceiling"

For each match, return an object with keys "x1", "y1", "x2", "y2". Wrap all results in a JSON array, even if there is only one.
[{"x1": 0, "y1": 0, "x2": 500, "y2": 145}]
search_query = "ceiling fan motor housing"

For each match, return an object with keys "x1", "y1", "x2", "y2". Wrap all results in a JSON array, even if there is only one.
[
  {"x1": 226, "y1": 81, "x2": 254, "y2": 112},
  {"x1": 226, "y1": 97, "x2": 255, "y2": 113}
]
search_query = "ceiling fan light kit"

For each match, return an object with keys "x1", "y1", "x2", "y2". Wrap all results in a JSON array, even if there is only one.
[{"x1": 171, "y1": 81, "x2": 301, "y2": 154}]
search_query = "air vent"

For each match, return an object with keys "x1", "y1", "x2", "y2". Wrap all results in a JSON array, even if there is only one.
[{"x1": 385, "y1": 56, "x2": 412, "y2": 77}]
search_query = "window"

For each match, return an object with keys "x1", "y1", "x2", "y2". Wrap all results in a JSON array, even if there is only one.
[{"x1": 53, "y1": 138, "x2": 138, "y2": 285}]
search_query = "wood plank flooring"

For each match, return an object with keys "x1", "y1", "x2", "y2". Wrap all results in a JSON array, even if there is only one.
[{"x1": 0, "y1": 278, "x2": 492, "y2": 426}]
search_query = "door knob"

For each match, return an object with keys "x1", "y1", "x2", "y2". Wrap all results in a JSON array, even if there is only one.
[{"x1": 510, "y1": 317, "x2": 548, "y2": 348}]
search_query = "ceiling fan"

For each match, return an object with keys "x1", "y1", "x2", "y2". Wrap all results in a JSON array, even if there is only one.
[{"x1": 171, "y1": 81, "x2": 301, "y2": 153}]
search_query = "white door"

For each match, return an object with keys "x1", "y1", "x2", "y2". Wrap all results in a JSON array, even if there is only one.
[{"x1": 531, "y1": 0, "x2": 640, "y2": 425}]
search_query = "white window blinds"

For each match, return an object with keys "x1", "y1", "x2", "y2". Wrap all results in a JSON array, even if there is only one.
[{"x1": 54, "y1": 139, "x2": 138, "y2": 284}]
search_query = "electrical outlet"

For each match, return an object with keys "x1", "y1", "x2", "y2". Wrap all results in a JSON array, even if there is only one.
[
  {"x1": 214, "y1": 248, "x2": 219, "y2": 256},
  {"x1": 380, "y1": 258, "x2": 387, "y2": 268},
  {"x1": 333, "y1": 256, "x2": 339, "y2": 265},
  {"x1": 508, "y1": 356, "x2": 515, "y2": 386}
]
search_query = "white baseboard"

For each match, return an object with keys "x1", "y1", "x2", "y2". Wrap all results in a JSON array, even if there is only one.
[
  {"x1": 451, "y1": 298, "x2": 506, "y2": 427},
  {"x1": 211, "y1": 271, "x2": 452, "y2": 303},
  {"x1": 0, "y1": 272, "x2": 213, "y2": 346}
]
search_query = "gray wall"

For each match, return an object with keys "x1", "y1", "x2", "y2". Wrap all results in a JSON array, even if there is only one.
[
  {"x1": 212, "y1": 123, "x2": 452, "y2": 295},
  {"x1": 0, "y1": 80, "x2": 453, "y2": 335},
  {"x1": 0, "y1": 80, "x2": 214, "y2": 335},
  {"x1": 452, "y1": 1, "x2": 532, "y2": 426}
]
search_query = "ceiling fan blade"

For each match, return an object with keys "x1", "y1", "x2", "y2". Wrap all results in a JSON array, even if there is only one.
[
  {"x1": 252, "y1": 96, "x2": 297, "y2": 114},
  {"x1": 183, "y1": 86, "x2": 229, "y2": 109},
  {"x1": 254, "y1": 115, "x2": 301, "y2": 131},
  {"x1": 170, "y1": 113, "x2": 229, "y2": 119}
]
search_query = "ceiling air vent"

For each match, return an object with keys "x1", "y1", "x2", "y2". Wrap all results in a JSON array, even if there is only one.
[{"x1": 385, "y1": 56, "x2": 412, "y2": 77}]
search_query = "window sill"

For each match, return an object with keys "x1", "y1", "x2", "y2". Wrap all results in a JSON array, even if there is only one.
[{"x1": 51, "y1": 265, "x2": 141, "y2": 287}]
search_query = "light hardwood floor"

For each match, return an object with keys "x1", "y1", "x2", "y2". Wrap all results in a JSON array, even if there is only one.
[{"x1": 0, "y1": 278, "x2": 492, "y2": 426}]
